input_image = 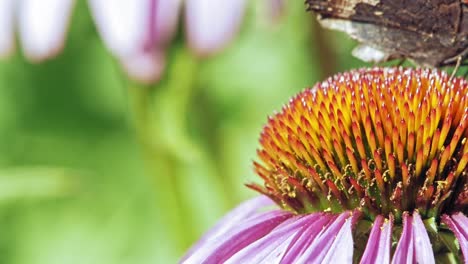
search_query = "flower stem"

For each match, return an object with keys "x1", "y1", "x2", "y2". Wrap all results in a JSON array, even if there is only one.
[
  {"x1": 128, "y1": 82, "x2": 192, "y2": 253},
  {"x1": 127, "y1": 46, "x2": 230, "y2": 254}
]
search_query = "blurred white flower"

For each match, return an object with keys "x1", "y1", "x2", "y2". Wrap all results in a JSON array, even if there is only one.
[
  {"x1": 88, "y1": 0, "x2": 181, "y2": 84},
  {"x1": 0, "y1": 0, "x2": 247, "y2": 83},
  {"x1": 0, "y1": 0, "x2": 75, "y2": 62},
  {"x1": 185, "y1": 0, "x2": 246, "y2": 56},
  {"x1": 88, "y1": 0, "x2": 247, "y2": 83}
]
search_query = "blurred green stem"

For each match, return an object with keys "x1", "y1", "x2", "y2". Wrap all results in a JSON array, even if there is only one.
[
  {"x1": 129, "y1": 82, "x2": 191, "y2": 251},
  {"x1": 128, "y1": 68, "x2": 198, "y2": 259},
  {"x1": 127, "y1": 47, "x2": 230, "y2": 254}
]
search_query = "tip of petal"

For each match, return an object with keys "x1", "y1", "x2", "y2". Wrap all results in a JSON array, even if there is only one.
[
  {"x1": 0, "y1": 0, "x2": 15, "y2": 59},
  {"x1": 18, "y1": 0, "x2": 75, "y2": 62},
  {"x1": 88, "y1": 0, "x2": 149, "y2": 57},
  {"x1": 185, "y1": 0, "x2": 246, "y2": 57},
  {"x1": 121, "y1": 51, "x2": 166, "y2": 84}
]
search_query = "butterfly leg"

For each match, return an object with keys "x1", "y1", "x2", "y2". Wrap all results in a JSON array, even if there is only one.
[{"x1": 450, "y1": 56, "x2": 462, "y2": 80}]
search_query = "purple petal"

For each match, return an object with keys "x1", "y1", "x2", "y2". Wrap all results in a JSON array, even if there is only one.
[
  {"x1": 0, "y1": 0, "x2": 15, "y2": 58},
  {"x1": 392, "y1": 212, "x2": 414, "y2": 263},
  {"x1": 412, "y1": 211, "x2": 435, "y2": 264},
  {"x1": 281, "y1": 213, "x2": 336, "y2": 263},
  {"x1": 451, "y1": 213, "x2": 468, "y2": 243},
  {"x1": 361, "y1": 214, "x2": 393, "y2": 264},
  {"x1": 224, "y1": 214, "x2": 321, "y2": 263},
  {"x1": 181, "y1": 210, "x2": 292, "y2": 264},
  {"x1": 361, "y1": 215, "x2": 384, "y2": 263},
  {"x1": 18, "y1": 0, "x2": 75, "y2": 61},
  {"x1": 185, "y1": 0, "x2": 246, "y2": 57},
  {"x1": 321, "y1": 211, "x2": 361, "y2": 263},
  {"x1": 181, "y1": 196, "x2": 274, "y2": 261},
  {"x1": 180, "y1": 196, "x2": 276, "y2": 262},
  {"x1": 377, "y1": 215, "x2": 393, "y2": 263},
  {"x1": 392, "y1": 211, "x2": 435, "y2": 264},
  {"x1": 296, "y1": 211, "x2": 356, "y2": 263},
  {"x1": 442, "y1": 212, "x2": 468, "y2": 263}
]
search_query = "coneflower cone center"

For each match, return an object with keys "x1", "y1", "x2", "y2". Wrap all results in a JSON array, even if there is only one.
[{"x1": 249, "y1": 68, "x2": 468, "y2": 221}]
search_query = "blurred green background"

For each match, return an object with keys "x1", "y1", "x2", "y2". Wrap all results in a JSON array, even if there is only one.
[{"x1": 0, "y1": 1, "x2": 368, "y2": 263}]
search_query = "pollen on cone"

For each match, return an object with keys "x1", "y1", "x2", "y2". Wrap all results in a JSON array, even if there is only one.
[{"x1": 248, "y1": 68, "x2": 468, "y2": 218}]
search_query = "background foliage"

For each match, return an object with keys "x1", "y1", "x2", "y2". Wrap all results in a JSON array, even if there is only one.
[{"x1": 0, "y1": 1, "x2": 370, "y2": 263}]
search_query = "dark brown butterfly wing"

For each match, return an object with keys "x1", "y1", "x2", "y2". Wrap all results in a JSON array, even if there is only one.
[{"x1": 306, "y1": 0, "x2": 468, "y2": 67}]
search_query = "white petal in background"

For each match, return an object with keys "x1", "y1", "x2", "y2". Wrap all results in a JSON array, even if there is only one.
[
  {"x1": 128, "y1": 0, "x2": 181, "y2": 83},
  {"x1": 185, "y1": 0, "x2": 246, "y2": 57},
  {"x1": 0, "y1": 0, "x2": 16, "y2": 58},
  {"x1": 89, "y1": 0, "x2": 181, "y2": 83},
  {"x1": 18, "y1": 0, "x2": 75, "y2": 62},
  {"x1": 154, "y1": 0, "x2": 181, "y2": 47},
  {"x1": 88, "y1": 0, "x2": 150, "y2": 58},
  {"x1": 121, "y1": 49, "x2": 166, "y2": 84}
]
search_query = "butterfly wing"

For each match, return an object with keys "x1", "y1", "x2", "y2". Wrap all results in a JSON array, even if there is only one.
[{"x1": 306, "y1": 0, "x2": 468, "y2": 67}]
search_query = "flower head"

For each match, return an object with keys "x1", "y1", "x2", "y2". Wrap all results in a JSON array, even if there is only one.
[{"x1": 182, "y1": 68, "x2": 468, "y2": 263}]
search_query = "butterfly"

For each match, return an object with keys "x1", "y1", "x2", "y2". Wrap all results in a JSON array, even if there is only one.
[{"x1": 306, "y1": 0, "x2": 468, "y2": 68}]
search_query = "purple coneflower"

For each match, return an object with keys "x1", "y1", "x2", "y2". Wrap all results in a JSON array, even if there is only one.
[{"x1": 182, "y1": 68, "x2": 468, "y2": 263}]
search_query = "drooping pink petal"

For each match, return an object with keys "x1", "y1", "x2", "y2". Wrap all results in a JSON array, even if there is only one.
[
  {"x1": 181, "y1": 210, "x2": 292, "y2": 264},
  {"x1": 392, "y1": 211, "x2": 435, "y2": 264},
  {"x1": 379, "y1": 215, "x2": 394, "y2": 262},
  {"x1": 361, "y1": 215, "x2": 384, "y2": 263},
  {"x1": 295, "y1": 211, "x2": 356, "y2": 263},
  {"x1": 185, "y1": 0, "x2": 246, "y2": 57},
  {"x1": 392, "y1": 212, "x2": 414, "y2": 263},
  {"x1": 321, "y1": 211, "x2": 361, "y2": 263},
  {"x1": 181, "y1": 196, "x2": 274, "y2": 262},
  {"x1": 442, "y1": 212, "x2": 468, "y2": 263},
  {"x1": 0, "y1": 0, "x2": 15, "y2": 58},
  {"x1": 18, "y1": 0, "x2": 75, "y2": 61},
  {"x1": 451, "y1": 213, "x2": 468, "y2": 238},
  {"x1": 281, "y1": 213, "x2": 336, "y2": 263},
  {"x1": 224, "y1": 214, "x2": 319, "y2": 263},
  {"x1": 412, "y1": 211, "x2": 435, "y2": 264},
  {"x1": 361, "y1": 214, "x2": 393, "y2": 264}
]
